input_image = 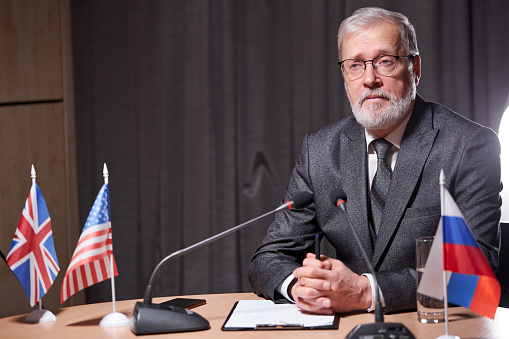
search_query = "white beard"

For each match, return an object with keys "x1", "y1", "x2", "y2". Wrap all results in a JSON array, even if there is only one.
[{"x1": 347, "y1": 80, "x2": 416, "y2": 130}]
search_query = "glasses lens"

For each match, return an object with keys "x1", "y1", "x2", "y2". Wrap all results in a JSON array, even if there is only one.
[
  {"x1": 373, "y1": 55, "x2": 398, "y2": 76},
  {"x1": 342, "y1": 60, "x2": 365, "y2": 80}
]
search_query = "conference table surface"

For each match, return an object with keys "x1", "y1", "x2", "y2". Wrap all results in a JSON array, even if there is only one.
[{"x1": 1, "y1": 293, "x2": 508, "y2": 338}]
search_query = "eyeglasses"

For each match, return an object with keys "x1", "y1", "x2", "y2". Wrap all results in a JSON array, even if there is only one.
[{"x1": 338, "y1": 55, "x2": 413, "y2": 80}]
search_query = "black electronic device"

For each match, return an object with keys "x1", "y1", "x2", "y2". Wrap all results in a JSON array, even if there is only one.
[
  {"x1": 159, "y1": 298, "x2": 206, "y2": 309},
  {"x1": 130, "y1": 191, "x2": 314, "y2": 335},
  {"x1": 330, "y1": 188, "x2": 415, "y2": 339},
  {"x1": 130, "y1": 301, "x2": 209, "y2": 334}
]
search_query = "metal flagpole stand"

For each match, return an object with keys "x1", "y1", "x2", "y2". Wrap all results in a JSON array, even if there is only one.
[
  {"x1": 436, "y1": 170, "x2": 459, "y2": 339},
  {"x1": 99, "y1": 164, "x2": 129, "y2": 327},
  {"x1": 25, "y1": 165, "x2": 56, "y2": 324}
]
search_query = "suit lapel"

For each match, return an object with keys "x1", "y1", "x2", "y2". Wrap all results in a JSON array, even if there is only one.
[
  {"x1": 372, "y1": 97, "x2": 439, "y2": 267},
  {"x1": 340, "y1": 119, "x2": 375, "y2": 257}
]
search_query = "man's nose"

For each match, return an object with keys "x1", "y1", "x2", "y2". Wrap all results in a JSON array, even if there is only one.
[{"x1": 362, "y1": 62, "x2": 381, "y2": 87}]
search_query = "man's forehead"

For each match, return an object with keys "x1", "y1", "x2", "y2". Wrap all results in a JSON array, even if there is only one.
[
  {"x1": 343, "y1": 46, "x2": 400, "y2": 60},
  {"x1": 340, "y1": 22, "x2": 403, "y2": 59}
]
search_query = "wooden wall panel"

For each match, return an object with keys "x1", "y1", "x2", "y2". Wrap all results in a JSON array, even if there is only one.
[
  {"x1": 0, "y1": 103, "x2": 82, "y2": 316},
  {"x1": 0, "y1": 0, "x2": 81, "y2": 318},
  {"x1": 0, "y1": 0, "x2": 63, "y2": 104}
]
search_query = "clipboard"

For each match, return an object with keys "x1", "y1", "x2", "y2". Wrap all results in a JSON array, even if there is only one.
[{"x1": 221, "y1": 300, "x2": 339, "y2": 330}]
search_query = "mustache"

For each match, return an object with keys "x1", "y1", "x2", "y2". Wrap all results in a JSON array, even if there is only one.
[{"x1": 356, "y1": 88, "x2": 394, "y2": 105}]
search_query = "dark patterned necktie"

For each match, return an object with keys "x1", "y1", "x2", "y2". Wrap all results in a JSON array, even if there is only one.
[{"x1": 371, "y1": 138, "x2": 393, "y2": 234}]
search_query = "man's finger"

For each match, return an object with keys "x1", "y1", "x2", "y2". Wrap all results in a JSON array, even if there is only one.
[
  {"x1": 295, "y1": 296, "x2": 334, "y2": 315},
  {"x1": 303, "y1": 257, "x2": 331, "y2": 269},
  {"x1": 293, "y1": 283, "x2": 322, "y2": 298},
  {"x1": 293, "y1": 266, "x2": 332, "y2": 280},
  {"x1": 299, "y1": 276, "x2": 331, "y2": 291}
]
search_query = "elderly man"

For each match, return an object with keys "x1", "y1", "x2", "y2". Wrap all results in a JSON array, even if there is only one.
[{"x1": 249, "y1": 7, "x2": 501, "y2": 314}]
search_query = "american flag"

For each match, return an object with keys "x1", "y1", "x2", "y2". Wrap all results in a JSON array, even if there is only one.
[
  {"x1": 6, "y1": 182, "x2": 60, "y2": 307},
  {"x1": 61, "y1": 183, "x2": 118, "y2": 303}
]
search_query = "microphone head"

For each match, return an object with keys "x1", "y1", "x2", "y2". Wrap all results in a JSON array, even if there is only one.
[
  {"x1": 290, "y1": 191, "x2": 314, "y2": 209},
  {"x1": 330, "y1": 188, "x2": 346, "y2": 206}
]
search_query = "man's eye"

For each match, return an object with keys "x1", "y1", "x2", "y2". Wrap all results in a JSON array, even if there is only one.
[{"x1": 377, "y1": 57, "x2": 395, "y2": 66}]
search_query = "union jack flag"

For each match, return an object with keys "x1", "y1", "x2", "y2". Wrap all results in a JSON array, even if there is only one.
[
  {"x1": 6, "y1": 182, "x2": 60, "y2": 307},
  {"x1": 61, "y1": 183, "x2": 118, "y2": 303}
]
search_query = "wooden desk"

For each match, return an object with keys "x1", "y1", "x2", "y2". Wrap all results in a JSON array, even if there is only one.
[{"x1": 1, "y1": 293, "x2": 508, "y2": 338}]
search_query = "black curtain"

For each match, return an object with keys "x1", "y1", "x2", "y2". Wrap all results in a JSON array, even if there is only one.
[{"x1": 71, "y1": 0, "x2": 509, "y2": 302}]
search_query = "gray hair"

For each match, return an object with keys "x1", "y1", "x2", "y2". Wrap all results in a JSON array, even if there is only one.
[{"x1": 337, "y1": 7, "x2": 419, "y2": 60}]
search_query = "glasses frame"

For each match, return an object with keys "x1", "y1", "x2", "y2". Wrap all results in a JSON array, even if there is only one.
[{"x1": 338, "y1": 55, "x2": 414, "y2": 80}]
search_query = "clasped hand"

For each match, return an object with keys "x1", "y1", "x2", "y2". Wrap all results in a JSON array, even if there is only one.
[{"x1": 290, "y1": 253, "x2": 372, "y2": 315}]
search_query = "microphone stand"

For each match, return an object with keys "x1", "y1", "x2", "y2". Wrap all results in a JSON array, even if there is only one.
[
  {"x1": 130, "y1": 191, "x2": 313, "y2": 335},
  {"x1": 331, "y1": 189, "x2": 415, "y2": 339}
]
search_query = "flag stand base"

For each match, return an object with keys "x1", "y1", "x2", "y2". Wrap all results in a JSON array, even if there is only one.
[
  {"x1": 25, "y1": 309, "x2": 56, "y2": 323},
  {"x1": 100, "y1": 312, "x2": 129, "y2": 327}
]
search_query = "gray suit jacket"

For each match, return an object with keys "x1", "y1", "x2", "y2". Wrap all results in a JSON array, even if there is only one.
[{"x1": 249, "y1": 95, "x2": 502, "y2": 313}]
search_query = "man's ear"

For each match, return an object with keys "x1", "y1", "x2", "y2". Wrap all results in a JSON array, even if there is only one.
[{"x1": 412, "y1": 55, "x2": 421, "y2": 85}]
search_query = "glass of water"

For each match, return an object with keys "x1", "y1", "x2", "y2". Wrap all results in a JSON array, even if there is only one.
[{"x1": 416, "y1": 236, "x2": 444, "y2": 323}]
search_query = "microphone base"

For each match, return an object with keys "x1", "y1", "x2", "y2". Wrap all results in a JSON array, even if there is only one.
[
  {"x1": 347, "y1": 322, "x2": 415, "y2": 339},
  {"x1": 129, "y1": 301, "x2": 210, "y2": 335}
]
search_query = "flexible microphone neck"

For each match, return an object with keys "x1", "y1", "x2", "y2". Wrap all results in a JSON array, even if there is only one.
[
  {"x1": 330, "y1": 188, "x2": 383, "y2": 323},
  {"x1": 330, "y1": 188, "x2": 415, "y2": 338},
  {"x1": 143, "y1": 191, "x2": 313, "y2": 304},
  {"x1": 142, "y1": 208, "x2": 276, "y2": 304},
  {"x1": 335, "y1": 200, "x2": 384, "y2": 323}
]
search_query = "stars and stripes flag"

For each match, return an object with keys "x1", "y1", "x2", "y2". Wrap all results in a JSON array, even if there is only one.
[
  {"x1": 6, "y1": 182, "x2": 60, "y2": 307},
  {"x1": 418, "y1": 185, "x2": 500, "y2": 319},
  {"x1": 61, "y1": 183, "x2": 118, "y2": 303}
]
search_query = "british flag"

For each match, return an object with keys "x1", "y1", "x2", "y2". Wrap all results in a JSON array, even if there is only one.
[
  {"x1": 61, "y1": 183, "x2": 118, "y2": 303},
  {"x1": 6, "y1": 182, "x2": 60, "y2": 307}
]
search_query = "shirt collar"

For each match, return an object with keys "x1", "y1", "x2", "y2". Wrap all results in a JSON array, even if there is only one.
[{"x1": 365, "y1": 112, "x2": 412, "y2": 153}]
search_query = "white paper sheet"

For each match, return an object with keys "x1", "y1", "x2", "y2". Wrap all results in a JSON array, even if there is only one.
[{"x1": 223, "y1": 300, "x2": 337, "y2": 329}]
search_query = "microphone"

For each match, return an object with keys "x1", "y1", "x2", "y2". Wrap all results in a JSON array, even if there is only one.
[
  {"x1": 130, "y1": 191, "x2": 314, "y2": 335},
  {"x1": 276, "y1": 190, "x2": 314, "y2": 211},
  {"x1": 329, "y1": 188, "x2": 415, "y2": 339}
]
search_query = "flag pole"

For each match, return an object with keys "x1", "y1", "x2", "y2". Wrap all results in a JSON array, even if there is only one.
[
  {"x1": 103, "y1": 164, "x2": 117, "y2": 314},
  {"x1": 437, "y1": 170, "x2": 459, "y2": 339},
  {"x1": 32, "y1": 166, "x2": 42, "y2": 313},
  {"x1": 99, "y1": 163, "x2": 129, "y2": 327},
  {"x1": 25, "y1": 165, "x2": 56, "y2": 323},
  {"x1": 440, "y1": 170, "x2": 450, "y2": 335}
]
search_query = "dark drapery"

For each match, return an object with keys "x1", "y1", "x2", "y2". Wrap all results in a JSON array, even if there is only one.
[{"x1": 71, "y1": 0, "x2": 509, "y2": 302}]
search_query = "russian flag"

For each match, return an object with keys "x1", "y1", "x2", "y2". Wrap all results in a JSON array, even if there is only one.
[{"x1": 417, "y1": 186, "x2": 500, "y2": 319}]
